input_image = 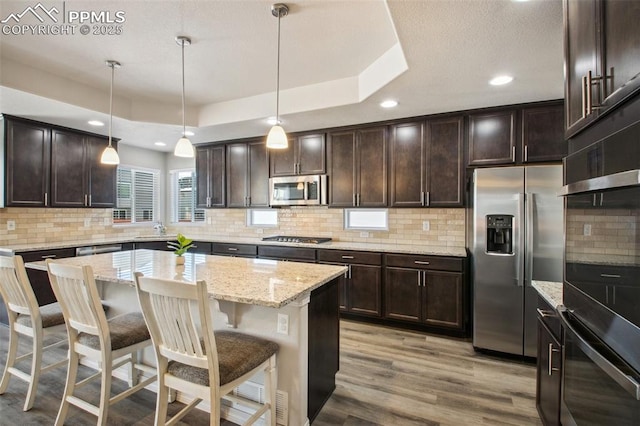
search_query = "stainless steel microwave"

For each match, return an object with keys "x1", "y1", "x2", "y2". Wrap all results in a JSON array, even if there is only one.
[{"x1": 269, "y1": 175, "x2": 327, "y2": 206}]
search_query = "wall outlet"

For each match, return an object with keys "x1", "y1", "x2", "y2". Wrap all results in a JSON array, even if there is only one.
[
  {"x1": 583, "y1": 223, "x2": 592, "y2": 236},
  {"x1": 7, "y1": 220, "x2": 15, "y2": 231},
  {"x1": 422, "y1": 220, "x2": 430, "y2": 231},
  {"x1": 207, "y1": 216, "x2": 212, "y2": 225},
  {"x1": 359, "y1": 231, "x2": 370, "y2": 238},
  {"x1": 277, "y1": 313, "x2": 289, "y2": 335},
  {"x1": 84, "y1": 218, "x2": 91, "y2": 227}
]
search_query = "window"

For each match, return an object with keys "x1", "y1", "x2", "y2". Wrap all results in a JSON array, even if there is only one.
[
  {"x1": 344, "y1": 209, "x2": 388, "y2": 230},
  {"x1": 247, "y1": 209, "x2": 278, "y2": 227},
  {"x1": 113, "y1": 166, "x2": 160, "y2": 224},
  {"x1": 170, "y1": 169, "x2": 205, "y2": 223}
]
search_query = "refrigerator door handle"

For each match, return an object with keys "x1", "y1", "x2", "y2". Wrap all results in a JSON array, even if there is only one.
[
  {"x1": 525, "y1": 192, "x2": 535, "y2": 286},
  {"x1": 515, "y1": 192, "x2": 525, "y2": 287}
]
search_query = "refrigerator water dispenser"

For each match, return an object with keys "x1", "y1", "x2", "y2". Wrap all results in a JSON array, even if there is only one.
[{"x1": 486, "y1": 215, "x2": 513, "y2": 254}]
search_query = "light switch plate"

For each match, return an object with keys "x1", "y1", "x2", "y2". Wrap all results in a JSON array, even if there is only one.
[
  {"x1": 277, "y1": 313, "x2": 289, "y2": 335},
  {"x1": 423, "y1": 220, "x2": 430, "y2": 231},
  {"x1": 7, "y1": 220, "x2": 15, "y2": 231},
  {"x1": 583, "y1": 223, "x2": 592, "y2": 236}
]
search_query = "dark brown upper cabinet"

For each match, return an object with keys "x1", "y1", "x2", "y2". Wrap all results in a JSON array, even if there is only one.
[
  {"x1": 196, "y1": 145, "x2": 226, "y2": 208},
  {"x1": 226, "y1": 139, "x2": 269, "y2": 208},
  {"x1": 51, "y1": 129, "x2": 117, "y2": 208},
  {"x1": 4, "y1": 117, "x2": 51, "y2": 207},
  {"x1": 468, "y1": 110, "x2": 517, "y2": 166},
  {"x1": 521, "y1": 104, "x2": 566, "y2": 163},
  {"x1": 270, "y1": 133, "x2": 326, "y2": 176},
  {"x1": 390, "y1": 116, "x2": 463, "y2": 207},
  {"x1": 564, "y1": 0, "x2": 640, "y2": 138},
  {"x1": 328, "y1": 126, "x2": 387, "y2": 207}
]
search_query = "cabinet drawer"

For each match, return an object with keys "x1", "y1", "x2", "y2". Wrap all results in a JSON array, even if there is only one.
[
  {"x1": 212, "y1": 243, "x2": 257, "y2": 257},
  {"x1": 258, "y1": 246, "x2": 316, "y2": 262},
  {"x1": 19, "y1": 247, "x2": 76, "y2": 262},
  {"x1": 537, "y1": 296, "x2": 561, "y2": 342},
  {"x1": 317, "y1": 250, "x2": 381, "y2": 265},
  {"x1": 384, "y1": 254, "x2": 463, "y2": 272}
]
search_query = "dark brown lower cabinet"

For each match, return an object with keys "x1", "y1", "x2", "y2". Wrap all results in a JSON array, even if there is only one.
[
  {"x1": 536, "y1": 299, "x2": 562, "y2": 426},
  {"x1": 384, "y1": 254, "x2": 466, "y2": 332}
]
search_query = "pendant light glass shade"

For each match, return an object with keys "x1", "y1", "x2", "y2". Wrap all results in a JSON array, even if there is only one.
[
  {"x1": 266, "y1": 4, "x2": 289, "y2": 149},
  {"x1": 101, "y1": 60, "x2": 121, "y2": 165},
  {"x1": 174, "y1": 36, "x2": 194, "y2": 158}
]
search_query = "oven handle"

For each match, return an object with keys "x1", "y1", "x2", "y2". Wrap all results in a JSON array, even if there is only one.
[
  {"x1": 558, "y1": 306, "x2": 640, "y2": 400},
  {"x1": 560, "y1": 169, "x2": 640, "y2": 196}
]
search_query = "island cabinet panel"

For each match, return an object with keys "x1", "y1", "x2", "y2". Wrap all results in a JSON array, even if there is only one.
[
  {"x1": 521, "y1": 104, "x2": 566, "y2": 163},
  {"x1": 226, "y1": 140, "x2": 269, "y2": 208},
  {"x1": 270, "y1": 133, "x2": 326, "y2": 176},
  {"x1": 384, "y1": 254, "x2": 466, "y2": 332},
  {"x1": 468, "y1": 110, "x2": 517, "y2": 166},
  {"x1": 328, "y1": 126, "x2": 387, "y2": 207},
  {"x1": 257, "y1": 245, "x2": 316, "y2": 262},
  {"x1": 317, "y1": 250, "x2": 382, "y2": 317},
  {"x1": 50, "y1": 129, "x2": 116, "y2": 208},
  {"x1": 4, "y1": 117, "x2": 51, "y2": 207},
  {"x1": 307, "y1": 277, "x2": 340, "y2": 423},
  {"x1": 564, "y1": 0, "x2": 640, "y2": 138},
  {"x1": 211, "y1": 243, "x2": 257, "y2": 258},
  {"x1": 196, "y1": 145, "x2": 225, "y2": 208},
  {"x1": 19, "y1": 248, "x2": 76, "y2": 306}
]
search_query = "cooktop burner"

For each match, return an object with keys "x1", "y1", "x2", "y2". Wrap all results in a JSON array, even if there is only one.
[{"x1": 261, "y1": 236, "x2": 332, "y2": 244}]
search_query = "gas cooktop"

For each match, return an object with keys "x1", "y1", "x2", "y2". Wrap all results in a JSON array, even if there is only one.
[{"x1": 261, "y1": 236, "x2": 332, "y2": 244}]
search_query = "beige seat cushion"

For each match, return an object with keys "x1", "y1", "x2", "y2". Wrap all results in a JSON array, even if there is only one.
[
  {"x1": 167, "y1": 331, "x2": 279, "y2": 386},
  {"x1": 78, "y1": 312, "x2": 150, "y2": 351}
]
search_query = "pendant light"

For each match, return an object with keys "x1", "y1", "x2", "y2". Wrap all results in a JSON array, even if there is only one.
[
  {"x1": 266, "y1": 3, "x2": 289, "y2": 149},
  {"x1": 101, "y1": 60, "x2": 121, "y2": 165},
  {"x1": 174, "y1": 35, "x2": 195, "y2": 158}
]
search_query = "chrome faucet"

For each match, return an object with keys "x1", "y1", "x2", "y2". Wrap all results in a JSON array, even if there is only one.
[{"x1": 153, "y1": 222, "x2": 167, "y2": 236}]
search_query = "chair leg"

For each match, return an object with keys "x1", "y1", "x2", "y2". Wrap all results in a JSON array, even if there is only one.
[
  {"x1": 23, "y1": 326, "x2": 44, "y2": 411},
  {"x1": 265, "y1": 355, "x2": 277, "y2": 426},
  {"x1": 0, "y1": 321, "x2": 19, "y2": 394},
  {"x1": 155, "y1": 359, "x2": 168, "y2": 426},
  {"x1": 128, "y1": 351, "x2": 139, "y2": 387},
  {"x1": 56, "y1": 346, "x2": 79, "y2": 426},
  {"x1": 97, "y1": 349, "x2": 113, "y2": 426}
]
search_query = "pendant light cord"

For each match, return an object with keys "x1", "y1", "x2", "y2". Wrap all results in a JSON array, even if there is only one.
[
  {"x1": 181, "y1": 39, "x2": 186, "y2": 137},
  {"x1": 275, "y1": 11, "x2": 281, "y2": 123},
  {"x1": 109, "y1": 63, "x2": 114, "y2": 147}
]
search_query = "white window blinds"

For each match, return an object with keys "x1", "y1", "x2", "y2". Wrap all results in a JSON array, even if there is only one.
[
  {"x1": 171, "y1": 170, "x2": 205, "y2": 223},
  {"x1": 113, "y1": 167, "x2": 159, "y2": 224}
]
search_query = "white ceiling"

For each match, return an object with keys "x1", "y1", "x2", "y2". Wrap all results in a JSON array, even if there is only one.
[{"x1": 0, "y1": 0, "x2": 564, "y2": 152}]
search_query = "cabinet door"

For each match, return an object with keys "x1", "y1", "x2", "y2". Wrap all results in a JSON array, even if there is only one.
[
  {"x1": 297, "y1": 133, "x2": 326, "y2": 175},
  {"x1": 196, "y1": 147, "x2": 211, "y2": 208},
  {"x1": 522, "y1": 105, "x2": 566, "y2": 163},
  {"x1": 328, "y1": 131, "x2": 357, "y2": 207},
  {"x1": 357, "y1": 126, "x2": 387, "y2": 207},
  {"x1": 86, "y1": 136, "x2": 117, "y2": 207},
  {"x1": 468, "y1": 110, "x2": 517, "y2": 166},
  {"x1": 423, "y1": 271, "x2": 463, "y2": 329},
  {"x1": 564, "y1": 0, "x2": 599, "y2": 136},
  {"x1": 600, "y1": 0, "x2": 640, "y2": 110},
  {"x1": 5, "y1": 119, "x2": 50, "y2": 207},
  {"x1": 390, "y1": 122, "x2": 424, "y2": 207},
  {"x1": 426, "y1": 116, "x2": 463, "y2": 206},
  {"x1": 50, "y1": 129, "x2": 86, "y2": 207},
  {"x1": 269, "y1": 137, "x2": 296, "y2": 176},
  {"x1": 248, "y1": 141, "x2": 269, "y2": 207},
  {"x1": 226, "y1": 143, "x2": 249, "y2": 207},
  {"x1": 536, "y1": 318, "x2": 562, "y2": 426},
  {"x1": 384, "y1": 266, "x2": 421, "y2": 322},
  {"x1": 196, "y1": 146, "x2": 225, "y2": 208},
  {"x1": 349, "y1": 264, "x2": 382, "y2": 317}
]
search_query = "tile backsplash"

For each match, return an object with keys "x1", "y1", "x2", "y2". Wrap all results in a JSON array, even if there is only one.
[{"x1": 0, "y1": 207, "x2": 466, "y2": 249}]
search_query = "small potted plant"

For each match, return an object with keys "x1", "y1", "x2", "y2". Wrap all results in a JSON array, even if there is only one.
[{"x1": 167, "y1": 233, "x2": 195, "y2": 265}]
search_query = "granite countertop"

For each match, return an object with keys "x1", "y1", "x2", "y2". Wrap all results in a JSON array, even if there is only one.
[
  {"x1": 532, "y1": 280, "x2": 563, "y2": 308},
  {"x1": 2, "y1": 235, "x2": 467, "y2": 257},
  {"x1": 25, "y1": 249, "x2": 347, "y2": 309}
]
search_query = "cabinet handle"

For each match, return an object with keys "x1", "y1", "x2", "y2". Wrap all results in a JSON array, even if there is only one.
[
  {"x1": 425, "y1": 191, "x2": 430, "y2": 206},
  {"x1": 511, "y1": 146, "x2": 516, "y2": 163},
  {"x1": 341, "y1": 255, "x2": 354, "y2": 259},
  {"x1": 536, "y1": 308, "x2": 556, "y2": 318},
  {"x1": 417, "y1": 270, "x2": 421, "y2": 287},
  {"x1": 600, "y1": 273, "x2": 621, "y2": 279},
  {"x1": 586, "y1": 70, "x2": 604, "y2": 115},
  {"x1": 348, "y1": 264, "x2": 352, "y2": 279},
  {"x1": 40, "y1": 255, "x2": 57, "y2": 259},
  {"x1": 420, "y1": 191, "x2": 425, "y2": 206},
  {"x1": 227, "y1": 247, "x2": 238, "y2": 251},
  {"x1": 89, "y1": 194, "x2": 92, "y2": 207},
  {"x1": 84, "y1": 194, "x2": 88, "y2": 206},
  {"x1": 414, "y1": 260, "x2": 430, "y2": 265},
  {"x1": 581, "y1": 75, "x2": 588, "y2": 119},
  {"x1": 352, "y1": 193, "x2": 356, "y2": 207},
  {"x1": 548, "y1": 343, "x2": 560, "y2": 376},
  {"x1": 524, "y1": 145, "x2": 528, "y2": 162},
  {"x1": 44, "y1": 192, "x2": 48, "y2": 206},
  {"x1": 357, "y1": 193, "x2": 361, "y2": 206}
]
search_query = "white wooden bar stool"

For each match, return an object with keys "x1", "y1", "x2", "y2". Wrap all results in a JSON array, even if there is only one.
[
  {"x1": 46, "y1": 260, "x2": 156, "y2": 426},
  {"x1": 0, "y1": 255, "x2": 67, "y2": 411},
  {"x1": 134, "y1": 273, "x2": 279, "y2": 426}
]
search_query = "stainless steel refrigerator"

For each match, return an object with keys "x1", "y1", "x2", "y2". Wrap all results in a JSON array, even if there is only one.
[{"x1": 472, "y1": 165, "x2": 563, "y2": 357}]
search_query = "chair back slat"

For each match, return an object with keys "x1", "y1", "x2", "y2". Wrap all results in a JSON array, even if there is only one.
[
  {"x1": 0, "y1": 256, "x2": 38, "y2": 317},
  {"x1": 46, "y1": 261, "x2": 107, "y2": 337}
]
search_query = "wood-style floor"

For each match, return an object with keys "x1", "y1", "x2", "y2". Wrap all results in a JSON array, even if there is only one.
[{"x1": 0, "y1": 320, "x2": 541, "y2": 425}]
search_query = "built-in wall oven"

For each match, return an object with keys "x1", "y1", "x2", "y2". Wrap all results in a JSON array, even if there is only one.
[{"x1": 561, "y1": 121, "x2": 640, "y2": 425}]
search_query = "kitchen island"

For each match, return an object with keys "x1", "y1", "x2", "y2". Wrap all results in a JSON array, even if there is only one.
[{"x1": 26, "y1": 249, "x2": 347, "y2": 426}]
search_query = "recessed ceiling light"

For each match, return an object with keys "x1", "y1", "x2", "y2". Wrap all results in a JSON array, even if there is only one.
[
  {"x1": 154, "y1": 142, "x2": 166, "y2": 147},
  {"x1": 489, "y1": 75, "x2": 514, "y2": 86},
  {"x1": 380, "y1": 100, "x2": 398, "y2": 108},
  {"x1": 88, "y1": 120, "x2": 104, "y2": 126},
  {"x1": 184, "y1": 130, "x2": 195, "y2": 136}
]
